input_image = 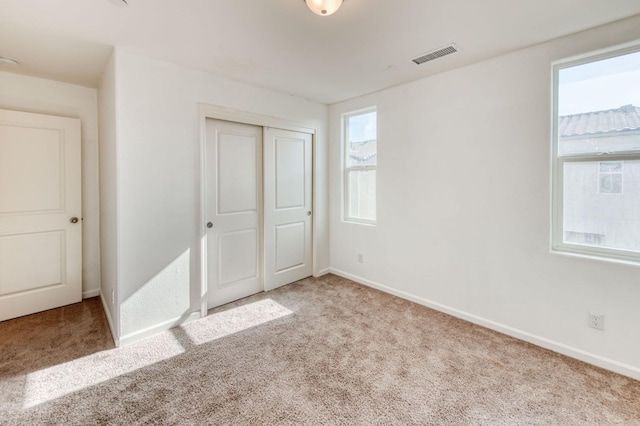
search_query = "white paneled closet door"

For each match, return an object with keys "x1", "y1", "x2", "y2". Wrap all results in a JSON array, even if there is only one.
[
  {"x1": 204, "y1": 120, "x2": 313, "y2": 309},
  {"x1": 205, "y1": 119, "x2": 263, "y2": 309},
  {"x1": 263, "y1": 127, "x2": 313, "y2": 291}
]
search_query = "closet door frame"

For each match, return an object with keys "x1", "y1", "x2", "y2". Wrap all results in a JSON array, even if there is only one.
[{"x1": 197, "y1": 103, "x2": 318, "y2": 317}]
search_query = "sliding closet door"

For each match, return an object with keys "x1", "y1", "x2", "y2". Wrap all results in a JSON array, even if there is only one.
[
  {"x1": 263, "y1": 127, "x2": 313, "y2": 290},
  {"x1": 205, "y1": 119, "x2": 262, "y2": 309}
]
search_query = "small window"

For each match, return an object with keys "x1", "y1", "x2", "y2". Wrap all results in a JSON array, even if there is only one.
[
  {"x1": 344, "y1": 109, "x2": 376, "y2": 224},
  {"x1": 598, "y1": 161, "x2": 623, "y2": 194},
  {"x1": 552, "y1": 44, "x2": 640, "y2": 262}
]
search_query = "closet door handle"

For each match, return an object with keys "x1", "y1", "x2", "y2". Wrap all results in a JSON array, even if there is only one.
[{"x1": 206, "y1": 222, "x2": 213, "y2": 229}]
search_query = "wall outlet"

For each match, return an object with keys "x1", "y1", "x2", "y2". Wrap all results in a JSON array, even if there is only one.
[
  {"x1": 588, "y1": 311, "x2": 604, "y2": 330},
  {"x1": 111, "y1": 289, "x2": 115, "y2": 305},
  {"x1": 357, "y1": 253, "x2": 364, "y2": 263}
]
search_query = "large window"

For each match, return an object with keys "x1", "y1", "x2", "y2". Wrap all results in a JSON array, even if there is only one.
[
  {"x1": 552, "y1": 44, "x2": 640, "y2": 262},
  {"x1": 344, "y1": 109, "x2": 377, "y2": 224}
]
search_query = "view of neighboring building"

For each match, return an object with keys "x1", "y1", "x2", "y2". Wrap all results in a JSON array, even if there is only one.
[
  {"x1": 347, "y1": 138, "x2": 377, "y2": 221},
  {"x1": 560, "y1": 104, "x2": 640, "y2": 251}
]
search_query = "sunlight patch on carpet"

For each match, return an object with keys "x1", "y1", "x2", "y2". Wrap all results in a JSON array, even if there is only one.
[
  {"x1": 23, "y1": 332, "x2": 185, "y2": 408},
  {"x1": 180, "y1": 298, "x2": 293, "y2": 346}
]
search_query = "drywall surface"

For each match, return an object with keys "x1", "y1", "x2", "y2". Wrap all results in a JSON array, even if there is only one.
[
  {"x1": 113, "y1": 49, "x2": 328, "y2": 340},
  {"x1": 329, "y1": 15, "x2": 640, "y2": 377},
  {"x1": 97, "y1": 52, "x2": 119, "y2": 340},
  {"x1": 0, "y1": 71, "x2": 101, "y2": 297}
]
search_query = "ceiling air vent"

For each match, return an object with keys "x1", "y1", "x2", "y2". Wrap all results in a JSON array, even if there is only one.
[{"x1": 412, "y1": 44, "x2": 459, "y2": 65}]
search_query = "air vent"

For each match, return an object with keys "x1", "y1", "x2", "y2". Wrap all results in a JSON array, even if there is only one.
[{"x1": 412, "y1": 44, "x2": 459, "y2": 65}]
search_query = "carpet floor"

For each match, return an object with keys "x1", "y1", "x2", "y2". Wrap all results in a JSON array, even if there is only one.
[{"x1": 1, "y1": 274, "x2": 639, "y2": 425}]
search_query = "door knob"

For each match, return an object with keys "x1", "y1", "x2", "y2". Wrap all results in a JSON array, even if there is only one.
[
  {"x1": 206, "y1": 222, "x2": 213, "y2": 229},
  {"x1": 70, "y1": 217, "x2": 79, "y2": 224},
  {"x1": 307, "y1": 211, "x2": 312, "y2": 216}
]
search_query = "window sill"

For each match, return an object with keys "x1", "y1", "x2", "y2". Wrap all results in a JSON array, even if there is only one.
[
  {"x1": 551, "y1": 245, "x2": 640, "y2": 268},
  {"x1": 344, "y1": 218, "x2": 376, "y2": 227}
]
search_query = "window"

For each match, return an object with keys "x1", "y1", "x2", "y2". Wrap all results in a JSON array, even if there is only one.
[
  {"x1": 344, "y1": 109, "x2": 377, "y2": 224},
  {"x1": 552, "y1": 44, "x2": 640, "y2": 262},
  {"x1": 598, "y1": 161, "x2": 623, "y2": 194}
]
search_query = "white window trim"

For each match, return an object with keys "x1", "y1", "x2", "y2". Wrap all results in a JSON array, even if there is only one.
[
  {"x1": 343, "y1": 107, "x2": 377, "y2": 225},
  {"x1": 551, "y1": 42, "x2": 640, "y2": 265}
]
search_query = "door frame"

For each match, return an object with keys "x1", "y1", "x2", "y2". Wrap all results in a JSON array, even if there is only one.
[{"x1": 198, "y1": 103, "x2": 317, "y2": 317}]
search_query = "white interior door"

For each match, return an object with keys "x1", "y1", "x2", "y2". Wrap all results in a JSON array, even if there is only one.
[
  {"x1": 0, "y1": 109, "x2": 82, "y2": 322},
  {"x1": 263, "y1": 127, "x2": 313, "y2": 290},
  {"x1": 206, "y1": 119, "x2": 263, "y2": 309}
]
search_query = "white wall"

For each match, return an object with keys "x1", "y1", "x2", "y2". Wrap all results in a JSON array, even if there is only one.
[
  {"x1": 112, "y1": 49, "x2": 328, "y2": 342},
  {"x1": 97, "y1": 53, "x2": 119, "y2": 340},
  {"x1": 0, "y1": 71, "x2": 101, "y2": 298},
  {"x1": 329, "y1": 15, "x2": 640, "y2": 379}
]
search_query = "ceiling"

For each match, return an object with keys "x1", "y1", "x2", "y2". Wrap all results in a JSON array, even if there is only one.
[{"x1": 1, "y1": 0, "x2": 640, "y2": 104}]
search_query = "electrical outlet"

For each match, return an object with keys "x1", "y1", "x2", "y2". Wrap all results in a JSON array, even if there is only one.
[
  {"x1": 357, "y1": 253, "x2": 364, "y2": 263},
  {"x1": 111, "y1": 289, "x2": 115, "y2": 305},
  {"x1": 588, "y1": 311, "x2": 604, "y2": 330}
]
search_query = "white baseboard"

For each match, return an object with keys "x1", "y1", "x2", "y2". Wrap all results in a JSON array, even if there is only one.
[
  {"x1": 314, "y1": 268, "x2": 331, "y2": 277},
  {"x1": 82, "y1": 289, "x2": 100, "y2": 299},
  {"x1": 99, "y1": 291, "x2": 119, "y2": 347},
  {"x1": 119, "y1": 311, "x2": 201, "y2": 347},
  {"x1": 329, "y1": 268, "x2": 640, "y2": 381}
]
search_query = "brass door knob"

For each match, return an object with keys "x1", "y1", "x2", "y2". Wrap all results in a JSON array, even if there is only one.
[{"x1": 70, "y1": 217, "x2": 79, "y2": 224}]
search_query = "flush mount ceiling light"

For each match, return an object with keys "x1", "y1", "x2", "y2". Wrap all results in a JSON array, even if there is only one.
[
  {"x1": 0, "y1": 56, "x2": 19, "y2": 66},
  {"x1": 304, "y1": 0, "x2": 343, "y2": 16},
  {"x1": 108, "y1": 0, "x2": 128, "y2": 6}
]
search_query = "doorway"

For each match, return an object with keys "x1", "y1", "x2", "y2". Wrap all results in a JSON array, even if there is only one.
[{"x1": 204, "y1": 117, "x2": 313, "y2": 309}]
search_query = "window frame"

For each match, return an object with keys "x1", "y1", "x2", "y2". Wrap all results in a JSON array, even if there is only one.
[
  {"x1": 343, "y1": 107, "x2": 377, "y2": 225},
  {"x1": 551, "y1": 42, "x2": 640, "y2": 264}
]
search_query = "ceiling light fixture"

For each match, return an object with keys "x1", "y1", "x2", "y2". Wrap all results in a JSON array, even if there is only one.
[
  {"x1": 304, "y1": 0, "x2": 343, "y2": 16},
  {"x1": 108, "y1": 0, "x2": 128, "y2": 6},
  {"x1": 0, "y1": 56, "x2": 19, "y2": 66}
]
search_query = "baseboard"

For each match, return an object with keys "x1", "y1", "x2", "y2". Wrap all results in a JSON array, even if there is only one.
[
  {"x1": 119, "y1": 311, "x2": 201, "y2": 347},
  {"x1": 82, "y1": 289, "x2": 100, "y2": 299},
  {"x1": 99, "y1": 291, "x2": 119, "y2": 347},
  {"x1": 314, "y1": 268, "x2": 331, "y2": 277},
  {"x1": 329, "y1": 268, "x2": 640, "y2": 381}
]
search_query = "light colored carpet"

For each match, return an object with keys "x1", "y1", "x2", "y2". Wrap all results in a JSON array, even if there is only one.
[{"x1": 1, "y1": 274, "x2": 639, "y2": 425}]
